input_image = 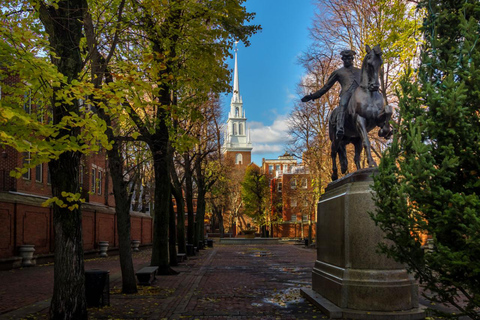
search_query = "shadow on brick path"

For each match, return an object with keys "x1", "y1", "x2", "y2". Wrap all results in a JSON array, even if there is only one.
[
  {"x1": 0, "y1": 243, "x2": 471, "y2": 319},
  {"x1": 0, "y1": 244, "x2": 328, "y2": 320}
]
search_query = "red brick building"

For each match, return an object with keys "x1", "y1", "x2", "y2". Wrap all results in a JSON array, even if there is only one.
[
  {"x1": 262, "y1": 153, "x2": 316, "y2": 239},
  {"x1": 0, "y1": 74, "x2": 153, "y2": 269},
  {"x1": 0, "y1": 146, "x2": 153, "y2": 269}
]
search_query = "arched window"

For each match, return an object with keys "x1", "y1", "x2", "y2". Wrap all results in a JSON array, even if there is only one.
[
  {"x1": 235, "y1": 153, "x2": 243, "y2": 164},
  {"x1": 233, "y1": 123, "x2": 237, "y2": 135},
  {"x1": 235, "y1": 107, "x2": 239, "y2": 117},
  {"x1": 239, "y1": 123, "x2": 243, "y2": 135}
]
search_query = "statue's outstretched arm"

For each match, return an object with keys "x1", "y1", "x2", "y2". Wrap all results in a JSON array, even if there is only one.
[{"x1": 301, "y1": 71, "x2": 338, "y2": 102}]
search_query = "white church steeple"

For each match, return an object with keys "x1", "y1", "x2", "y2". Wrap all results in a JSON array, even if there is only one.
[{"x1": 223, "y1": 43, "x2": 252, "y2": 165}]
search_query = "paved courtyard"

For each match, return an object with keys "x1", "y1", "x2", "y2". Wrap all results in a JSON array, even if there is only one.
[
  {"x1": 0, "y1": 243, "x2": 326, "y2": 319},
  {"x1": 0, "y1": 243, "x2": 466, "y2": 319}
]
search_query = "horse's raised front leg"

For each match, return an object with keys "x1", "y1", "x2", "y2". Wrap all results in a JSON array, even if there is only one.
[
  {"x1": 355, "y1": 115, "x2": 377, "y2": 167},
  {"x1": 378, "y1": 104, "x2": 392, "y2": 139}
]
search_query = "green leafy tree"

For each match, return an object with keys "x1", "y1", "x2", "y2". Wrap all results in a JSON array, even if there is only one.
[
  {"x1": 372, "y1": 1, "x2": 480, "y2": 318},
  {"x1": 241, "y1": 164, "x2": 269, "y2": 235},
  {"x1": 117, "y1": 0, "x2": 258, "y2": 272},
  {"x1": 0, "y1": 0, "x2": 110, "y2": 317}
]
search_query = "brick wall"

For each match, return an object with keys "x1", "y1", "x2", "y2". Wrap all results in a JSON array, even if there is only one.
[
  {"x1": 0, "y1": 193, "x2": 153, "y2": 260},
  {"x1": 0, "y1": 146, "x2": 18, "y2": 192}
]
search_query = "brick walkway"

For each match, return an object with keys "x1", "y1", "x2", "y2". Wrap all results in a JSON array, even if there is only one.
[
  {"x1": 0, "y1": 243, "x2": 326, "y2": 320},
  {"x1": 0, "y1": 243, "x2": 470, "y2": 320}
]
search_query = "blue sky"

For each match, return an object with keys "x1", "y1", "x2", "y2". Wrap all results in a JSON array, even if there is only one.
[{"x1": 222, "y1": 0, "x2": 317, "y2": 166}]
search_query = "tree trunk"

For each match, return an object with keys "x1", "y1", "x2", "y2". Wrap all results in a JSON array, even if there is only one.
[
  {"x1": 194, "y1": 161, "x2": 206, "y2": 247},
  {"x1": 37, "y1": 1, "x2": 88, "y2": 318},
  {"x1": 83, "y1": 5, "x2": 138, "y2": 291},
  {"x1": 217, "y1": 207, "x2": 224, "y2": 237},
  {"x1": 169, "y1": 198, "x2": 178, "y2": 266},
  {"x1": 106, "y1": 139, "x2": 138, "y2": 293},
  {"x1": 171, "y1": 183, "x2": 186, "y2": 254},
  {"x1": 150, "y1": 110, "x2": 174, "y2": 274},
  {"x1": 184, "y1": 154, "x2": 195, "y2": 245},
  {"x1": 49, "y1": 154, "x2": 87, "y2": 319},
  {"x1": 195, "y1": 195, "x2": 205, "y2": 247}
]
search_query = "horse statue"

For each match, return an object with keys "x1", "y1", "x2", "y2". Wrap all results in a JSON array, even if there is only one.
[{"x1": 329, "y1": 45, "x2": 392, "y2": 181}]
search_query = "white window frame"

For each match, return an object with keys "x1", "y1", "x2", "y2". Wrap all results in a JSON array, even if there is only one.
[
  {"x1": 302, "y1": 178, "x2": 308, "y2": 188},
  {"x1": 290, "y1": 214, "x2": 297, "y2": 222},
  {"x1": 23, "y1": 90, "x2": 31, "y2": 114},
  {"x1": 97, "y1": 170, "x2": 102, "y2": 195},
  {"x1": 91, "y1": 167, "x2": 96, "y2": 193},
  {"x1": 291, "y1": 199, "x2": 297, "y2": 207},
  {"x1": 235, "y1": 153, "x2": 243, "y2": 165},
  {"x1": 22, "y1": 152, "x2": 31, "y2": 180},
  {"x1": 79, "y1": 165, "x2": 84, "y2": 185},
  {"x1": 35, "y1": 163, "x2": 43, "y2": 183}
]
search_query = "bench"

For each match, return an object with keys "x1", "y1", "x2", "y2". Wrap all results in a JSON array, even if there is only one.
[
  {"x1": 177, "y1": 253, "x2": 187, "y2": 262},
  {"x1": 135, "y1": 266, "x2": 158, "y2": 285}
]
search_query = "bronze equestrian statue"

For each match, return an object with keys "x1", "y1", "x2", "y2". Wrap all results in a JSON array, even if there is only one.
[{"x1": 302, "y1": 45, "x2": 392, "y2": 181}]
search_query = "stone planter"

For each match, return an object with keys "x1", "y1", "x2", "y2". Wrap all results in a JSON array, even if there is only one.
[
  {"x1": 19, "y1": 245, "x2": 35, "y2": 267},
  {"x1": 131, "y1": 240, "x2": 141, "y2": 252},
  {"x1": 98, "y1": 241, "x2": 109, "y2": 257}
]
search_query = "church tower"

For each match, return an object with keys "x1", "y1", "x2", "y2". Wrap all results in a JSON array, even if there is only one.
[{"x1": 223, "y1": 44, "x2": 252, "y2": 166}]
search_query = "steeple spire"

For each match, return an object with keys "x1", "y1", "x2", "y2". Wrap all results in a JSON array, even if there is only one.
[
  {"x1": 223, "y1": 43, "x2": 252, "y2": 165},
  {"x1": 232, "y1": 42, "x2": 241, "y2": 104}
]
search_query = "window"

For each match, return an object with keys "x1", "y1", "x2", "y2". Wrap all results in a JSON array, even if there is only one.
[
  {"x1": 233, "y1": 123, "x2": 237, "y2": 135},
  {"x1": 277, "y1": 182, "x2": 282, "y2": 192},
  {"x1": 268, "y1": 165, "x2": 273, "y2": 173},
  {"x1": 290, "y1": 215, "x2": 297, "y2": 222},
  {"x1": 79, "y1": 165, "x2": 84, "y2": 185},
  {"x1": 235, "y1": 153, "x2": 243, "y2": 165},
  {"x1": 97, "y1": 170, "x2": 102, "y2": 195},
  {"x1": 235, "y1": 107, "x2": 239, "y2": 117},
  {"x1": 290, "y1": 179, "x2": 297, "y2": 189},
  {"x1": 22, "y1": 152, "x2": 31, "y2": 180},
  {"x1": 23, "y1": 90, "x2": 31, "y2": 114},
  {"x1": 303, "y1": 214, "x2": 308, "y2": 222},
  {"x1": 302, "y1": 178, "x2": 308, "y2": 188},
  {"x1": 239, "y1": 123, "x2": 243, "y2": 135},
  {"x1": 291, "y1": 199, "x2": 297, "y2": 207},
  {"x1": 35, "y1": 164, "x2": 42, "y2": 182},
  {"x1": 91, "y1": 168, "x2": 96, "y2": 193},
  {"x1": 47, "y1": 166, "x2": 51, "y2": 185},
  {"x1": 276, "y1": 164, "x2": 280, "y2": 171}
]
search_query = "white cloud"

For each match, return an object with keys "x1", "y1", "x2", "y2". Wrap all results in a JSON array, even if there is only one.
[
  {"x1": 248, "y1": 115, "x2": 292, "y2": 155},
  {"x1": 252, "y1": 144, "x2": 284, "y2": 154}
]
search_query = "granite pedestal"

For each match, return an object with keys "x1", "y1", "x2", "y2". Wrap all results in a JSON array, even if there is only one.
[{"x1": 301, "y1": 168, "x2": 425, "y2": 319}]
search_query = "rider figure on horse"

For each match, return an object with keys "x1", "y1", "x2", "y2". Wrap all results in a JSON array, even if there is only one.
[{"x1": 301, "y1": 49, "x2": 361, "y2": 140}]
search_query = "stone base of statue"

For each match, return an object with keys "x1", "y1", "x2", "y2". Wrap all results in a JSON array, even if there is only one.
[{"x1": 301, "y1": 168, "x2": 425, "y2": 319}]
